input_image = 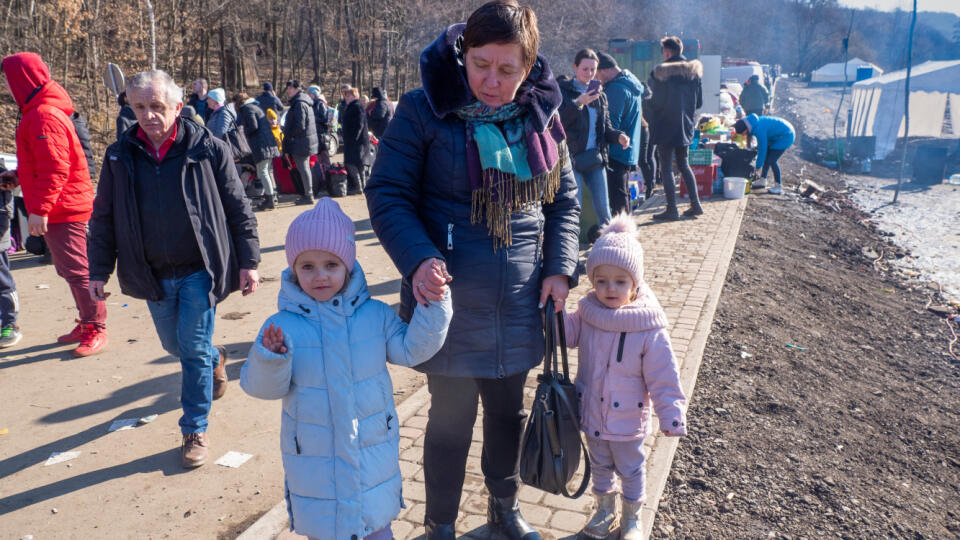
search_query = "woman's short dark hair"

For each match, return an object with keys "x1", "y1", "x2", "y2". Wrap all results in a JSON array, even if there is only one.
[
  {"x1": 231, "y1": 91, "x2": 249, "y2": 109},
  {"x1": 461, "y1": 0, "x2": 540, "y2": 72},
  {"x1": 661, "y1": 36, "x2": 683, "y2": 55},
  {"x1": 574, "y1": 48, "x2": 599, "y2": 67}
]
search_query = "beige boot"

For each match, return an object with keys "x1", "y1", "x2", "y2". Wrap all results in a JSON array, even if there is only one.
[
  {"x1": 620, "y1": 497, "x2": 644, "y2": 540},
  {"x1": 581, "y1": 491, "x2": 618, "y2": 539}
]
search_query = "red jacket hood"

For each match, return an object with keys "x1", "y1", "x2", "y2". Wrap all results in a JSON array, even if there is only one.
[{"x1": 2, "y1": 52, "x2": 73, "y2": 115}]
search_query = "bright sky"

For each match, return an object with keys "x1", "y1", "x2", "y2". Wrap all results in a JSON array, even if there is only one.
[{"x1": 839, "y1": 0, "x2": 960, "y2": 16}]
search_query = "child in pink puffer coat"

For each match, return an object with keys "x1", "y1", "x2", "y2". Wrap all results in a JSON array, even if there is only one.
[{"x1": 564, "y1": 213, "x2": 687, "y2": 540}]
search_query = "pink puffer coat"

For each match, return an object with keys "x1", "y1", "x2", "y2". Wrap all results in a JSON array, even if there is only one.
[{"x1": 564, "y1": 286, "x2": 687, "y2": 441}]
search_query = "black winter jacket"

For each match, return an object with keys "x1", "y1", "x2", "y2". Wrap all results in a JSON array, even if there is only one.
[
  {"x1": 648, "y1": 55, "x2": 703, "y2": 147},
  {"x1": 367, "y1": 87, "x2": 393, "y2": 138},
  {"x1": 556, "y1": 76, "x2": 624, "y2": 163},
  {"x1": 312, "y1": 99, "x2": 329, "y2": 138},
  {"x1": 115, "y1": 105, "x2": 137, "y2": 141},
  {"x1": 365, "y1": 23, "x2": 580, "y2": 379},
  {"x1": 282, "y1": 91, "x2": 319, "y2": 157},
  {"x1": 238, "y1": 101, "x2": 281, "y2": 163},
  {"x1": 89, "y1": 119, "x2": 260, "y2": 305},
  {"x1": 341, "y1": 100, "x2": 373, "y2": 167},
  {"x1": 255, "y1": 91, "x2": 284, "y2": 116}
]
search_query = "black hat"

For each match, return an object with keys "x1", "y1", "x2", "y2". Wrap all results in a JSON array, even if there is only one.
[
  {"x1": 285, "y1": 80, "x2": 301, "y2": 89},
  {"x1": 733, "y1": 119, "x2": 749, "y2": 134},
  {"x1": 263, "y1": 81, "x2": 274, "y2": 91},
  {"x1": 597, "y1": 52, "x2": 618, "y2": 70}
]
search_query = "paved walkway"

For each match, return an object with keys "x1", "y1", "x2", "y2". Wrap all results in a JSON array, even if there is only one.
[{"x1": 250, "y1": 193, "x2": 749, "y2": 540}]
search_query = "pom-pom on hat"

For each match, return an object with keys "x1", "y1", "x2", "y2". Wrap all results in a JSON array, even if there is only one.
[
  {"x1": 586, "y1": 213, "x2": 644, "y2": 288},
  {"x1": 285, "y1": 198, "x2": 357, "y2": 273}
]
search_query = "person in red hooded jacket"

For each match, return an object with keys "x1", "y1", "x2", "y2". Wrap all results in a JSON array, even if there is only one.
[{"x1": 0, "y1": 52, "x2": 108, "y2": 357}]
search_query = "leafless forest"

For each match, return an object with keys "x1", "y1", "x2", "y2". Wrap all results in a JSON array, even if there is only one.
[{"x1": 1, "y1": 0, "x2": 957, "y2": 156}]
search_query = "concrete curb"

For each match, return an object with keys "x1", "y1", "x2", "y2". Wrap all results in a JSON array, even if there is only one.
[
  {"x1": 639, "y1": 196, "x2": 749, "y2": 539},
  {"x1": 236, "y1": 385, "x2": 433, "y2": 540}
]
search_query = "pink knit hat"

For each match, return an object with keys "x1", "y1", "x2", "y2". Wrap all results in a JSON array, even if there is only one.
[
  {"x1": 586, "y1": 213, "x2": 644, "y2": 287},
  {"x1": 285, "y1": 198, "x2": 356, "y2": 272}
]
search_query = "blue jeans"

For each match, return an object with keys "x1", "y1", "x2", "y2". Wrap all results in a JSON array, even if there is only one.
[
  {"x1": 147, "y1": 270, "x2": 218, "y2": 434},
  {"x1": 574, "y1": 166, "x2": 612, "y2": 225}
]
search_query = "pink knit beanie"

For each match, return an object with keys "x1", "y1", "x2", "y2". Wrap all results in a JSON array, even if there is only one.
[
  {"x1": 285, "y1": 198, "x2": 356, "y2": 272},
  {"x1": 586, "y1": 213, "x2": 644, "y2": 287}
]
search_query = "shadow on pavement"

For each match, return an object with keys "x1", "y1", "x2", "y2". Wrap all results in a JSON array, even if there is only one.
[
  {"x1": 0, "y1": 342, "x2": 73, "y2": 369},
  {"x1": 0, "y1": 448, "x2": 190, "y2": 516},
  {"x1": 0, "y1": 341, "x2": 254, "y2": 482}
]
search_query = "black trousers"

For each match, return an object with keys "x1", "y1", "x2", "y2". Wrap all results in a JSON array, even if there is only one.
[
  {"x1": 639, "y1": 124, "x2": 656, "y2": 192},
  {"x1": 606, "y1": 159, "x2": 632, "y2": 216},
  {"x1": 345, "y1": 164, "x2": 365, "y2": 193},
  {"x1": 657, "y1": 145, "x2": 702, "y2": 211},
  {"x1": 423, "y1": 372, "x2": 528, "y2": 523}
]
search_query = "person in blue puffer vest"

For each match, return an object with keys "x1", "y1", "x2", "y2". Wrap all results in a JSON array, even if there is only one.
[
  {"x1": 240, "y1": 199, "x2": 453, "y2": 540},
  {"x1": 734, "y1": 114, "x2": 795, "y2": 194}
]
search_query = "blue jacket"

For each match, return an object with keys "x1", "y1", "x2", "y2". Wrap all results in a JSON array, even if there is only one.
[
  {"x1": 744, "y1": 114, "x2": 795, "y2": 169},
  {"x1": 604, "y1": 70, "x2": 648, "y2": 167},
  {"x1": 365, "y1": 24, "x2": 581, "y2": 379},
  {"x1": 240, "y1": 264, "x2": 452, "y2": 540}
]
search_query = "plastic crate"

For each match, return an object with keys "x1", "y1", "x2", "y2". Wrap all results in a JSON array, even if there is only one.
[
  {"x1": 680, "y1": 164, "x2": 717, "y2": 200},
  {"x1": 688, "y1": 149, "x2": 714, "y2": 165}
]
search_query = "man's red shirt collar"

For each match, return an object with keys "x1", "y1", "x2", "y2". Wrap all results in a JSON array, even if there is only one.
[{"x1": 136, "y1": 121, "x2": 178, "y2": 162}]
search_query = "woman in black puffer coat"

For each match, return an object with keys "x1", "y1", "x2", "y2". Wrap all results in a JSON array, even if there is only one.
[
  {"x1": 364, "y1": 2, "x2": 580, "y2": 537},
  {"x1": 234, "y1": 93, "x2": 281, "y2": 210}
]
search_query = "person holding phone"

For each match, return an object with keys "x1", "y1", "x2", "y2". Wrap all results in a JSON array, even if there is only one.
[
  {"x1": 558, "y1": 48, "x2": 629, "y2": 236},
  {"x1": 88, "y1": 69, "x2": 261, "y2": 469}
]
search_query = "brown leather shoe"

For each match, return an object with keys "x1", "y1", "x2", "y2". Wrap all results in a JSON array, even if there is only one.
[
  {"x1": 181, "y1": 432, "x2": 209, "y2": 468},
  {"x1": 213, "y1": 346, "x2": 227, "y2": 400}
]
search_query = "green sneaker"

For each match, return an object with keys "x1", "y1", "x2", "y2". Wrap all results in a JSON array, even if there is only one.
[{"x1": 0, "y1": 325, "x2": 22, "y2": 348}]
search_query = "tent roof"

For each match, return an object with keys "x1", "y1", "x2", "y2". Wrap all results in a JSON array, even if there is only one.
[
  {"x1": 813, "y1": 58, "x2": 879, "y2": 74},
  {"x1": 853, "y1": 60, "x2": 960, "y2": 91}
]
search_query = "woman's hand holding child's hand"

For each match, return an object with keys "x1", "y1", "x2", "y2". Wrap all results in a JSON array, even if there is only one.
[
  {"x1": 262, "y1": 324, "x2": 287, "y2": 354},
  {"x1": 412, "y1": 257, "x2": 452, "y2": 307}
]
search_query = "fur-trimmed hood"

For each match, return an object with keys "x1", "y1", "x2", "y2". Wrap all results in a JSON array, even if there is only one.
[
  {"x1": 652, "y1": 56, "x2": 703, "y2": 82},
  {"x1": 419, "y1": 23, "x2": 563, "y2": 133}
]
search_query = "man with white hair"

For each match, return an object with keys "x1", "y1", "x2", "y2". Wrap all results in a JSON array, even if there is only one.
[{"x1": 88, "y1": 69, "x2": 261, "y2": 469}]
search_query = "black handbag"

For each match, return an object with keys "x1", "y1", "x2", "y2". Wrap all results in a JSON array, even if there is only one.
[
  {"x1": 226, "y1": 122, "x2": 254, "y2": 164},
  {"x1": 572, "y1": 147, "x2": 604, "y2": 173},
  {"x1": 518, "y1": 297, "x2": 591, "y2": 498}
]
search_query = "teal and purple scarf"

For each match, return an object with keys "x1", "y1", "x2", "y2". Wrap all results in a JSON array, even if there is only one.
[{"x1": 456, "y1": 101, "x2": 567, "y2": 249}]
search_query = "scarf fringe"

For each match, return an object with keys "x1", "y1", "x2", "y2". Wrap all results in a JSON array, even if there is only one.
[{"x1": 471, "y1": 140, "x2": 568, "y2": 250}]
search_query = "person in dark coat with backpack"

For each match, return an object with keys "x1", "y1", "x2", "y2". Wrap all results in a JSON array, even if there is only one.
[
  {"x1": 282, "y1": 80, "x2": 319, "y2": 205},
  {"x1": 116, "y1": 91, "x2": 138, "y2": 141},
  {"x1": 647, "y1": 36, "x2": 704, "y2": 221},
  {"x1": 89, "y1": 69, "x2": 260, "y2": 470},
  {"x1": 234, "y1": 92, "x2": 282, "y2": 210},
  {"x1": 366, "y1": 86, "x2": 394, "y2": 138},
  {"x1": 340, "y1": 86, "x2": 373, "y2": 195},
  {"x1": 255, "y1": 81, "x2": 284, "y2": 115},
  {"x1": 365, "y1": 3, "x2": 580, "y2": 537}
]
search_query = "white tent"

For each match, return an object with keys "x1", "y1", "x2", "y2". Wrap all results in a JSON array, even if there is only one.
[
  {"x1": 850, "y1": 60, "x2": 960, "y2": 159},
  {"x1": 811, "y1": 58, "x2": 882, "y2": 84}
]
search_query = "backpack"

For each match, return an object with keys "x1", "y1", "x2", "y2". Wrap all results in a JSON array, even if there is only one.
[{"x1": 70, "y1": 111, "x2": 97, "y2": 181}]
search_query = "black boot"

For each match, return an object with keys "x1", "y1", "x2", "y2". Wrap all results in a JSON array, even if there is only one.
[
  {"x1": 424, "y1": 517, "x2": 456, "y2": 540},
  {"x1": 258, "y1": 194, "x2": 276, "y2": 211},
  {"x1": 487, "y1": 494, "x2": 542, "y2": 540},
  {"x1": 653, "y1": 207, "x2": 679, "y2": 221}
]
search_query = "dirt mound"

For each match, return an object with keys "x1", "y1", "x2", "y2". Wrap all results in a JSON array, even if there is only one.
[{"x1": 651, "y1": 176, "x2": 960, "y2": 539}]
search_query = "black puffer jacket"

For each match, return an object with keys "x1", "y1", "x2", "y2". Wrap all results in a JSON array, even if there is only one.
[
  {"x1": 365, "y1": 23, "x2": 580, "y2": 379},
  {"x1": 341, "y1": 99, "x2": 374, "y2": 168},
  {"x1": 89, "y1": 119, "x2": 260, "y2": 305},
  {"x1": 557, "y1": 76, "x2": 624, "y2": 162},
  {"x1": 238, "y1": 100, "x2": 281, "y2": 163},
  {"x1": 367, "y1": 87, "x2": 393, "y2": 138},
  {"x1": 648, "y1": 55, "x2": 703, "y2": 147},
  {"x1": 282, "y1": 90, "x2": 319, "y2": 157}
]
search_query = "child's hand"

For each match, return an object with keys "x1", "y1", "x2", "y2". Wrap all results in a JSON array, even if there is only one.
[
  {"x1": 262, "y1": 324, "x2": 287, "y2": 354},
  {"x1": 661, "y1": 429, "x2": 684, "y2": 437}
]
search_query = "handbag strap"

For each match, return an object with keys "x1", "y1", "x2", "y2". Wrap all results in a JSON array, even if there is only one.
[
  {"x1": 542, "y1": 297, "x2": 571, "y2": 381},
  {"x1": 549, "y1": 376, "x2": 592, "y2": 498},
  {"x1": 617, "y1": 332, "x2": 626, "y2": 364}
]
